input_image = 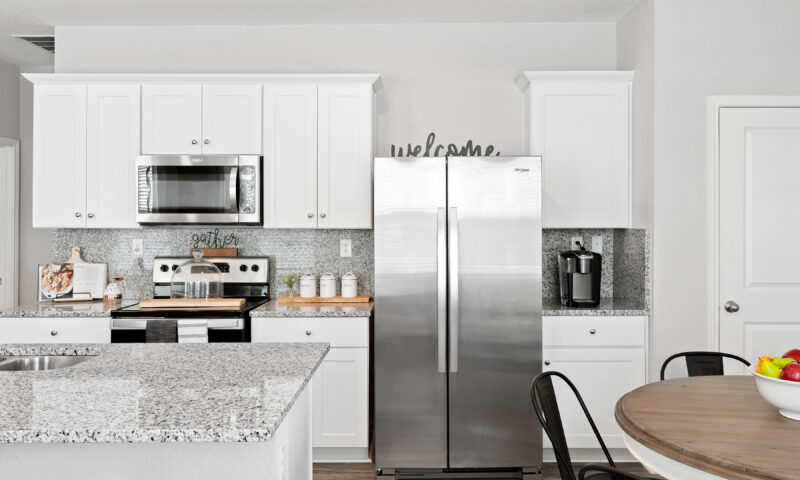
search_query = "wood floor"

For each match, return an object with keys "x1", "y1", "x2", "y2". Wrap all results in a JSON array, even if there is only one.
[{"x1": 314, "y1": 462, "x2": 663, "y2": 479}]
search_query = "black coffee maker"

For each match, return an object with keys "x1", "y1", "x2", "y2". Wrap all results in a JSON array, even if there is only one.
[{"x1": 558, "y1": 241, "x2": 601, "y2": 308}]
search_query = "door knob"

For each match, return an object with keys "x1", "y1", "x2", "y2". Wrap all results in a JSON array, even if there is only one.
[{"x1": 724, "y1": 301, "x2": 740, "y2": 313}]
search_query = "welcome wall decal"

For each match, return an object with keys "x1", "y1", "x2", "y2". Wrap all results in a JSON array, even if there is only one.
[{"x1": 390, "y1": 132, "x2": 501, "y2": 157}]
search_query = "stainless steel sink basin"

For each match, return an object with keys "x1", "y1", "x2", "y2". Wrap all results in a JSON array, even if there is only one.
[{"x1": 0, "y1": 355, "x2": 94, "y2": 372}]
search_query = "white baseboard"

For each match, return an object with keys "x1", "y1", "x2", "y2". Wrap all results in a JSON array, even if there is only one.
[
  {"x1": 544, "y1": 448, "x2": 635, "y2": 464},
  {"x1": 313, "y1": 447, "x2": 371, "y2": 463}
]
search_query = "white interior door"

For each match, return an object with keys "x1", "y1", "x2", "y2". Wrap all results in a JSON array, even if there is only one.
[
  {"x1": 719, "y1": 107, "x2": 800, "y2": 369},
  {"x1": 0, "y1": 139, "x2": 18, "y2": 309}
]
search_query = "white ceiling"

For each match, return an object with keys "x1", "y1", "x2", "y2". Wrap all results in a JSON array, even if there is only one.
[{"x1": 0, "y1": 0, "x2": 637, "y2": 66}]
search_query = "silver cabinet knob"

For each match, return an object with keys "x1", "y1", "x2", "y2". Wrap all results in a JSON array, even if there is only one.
[
  {"x1": 320, "y1": 213, "x2": 326, "y2": 219},
  {"x1": 50, "y1": 330, "x2": 58, "y2": 336},
  {"x1": 724, "y1": 301, "x2": 740, "y2": 313},
  {"x1": 544, "y1": 360, "x2": 551, "y2": 366},
  {"x1": 87, "y1": 213, "x2": 94, "y2": 218},
  {"x1": 589, "y1": 328, "x2": 596, "y2": 335},
  {"x1": 307, "y1": 213, "x2": 314, "y2": 218},
  {"x1": 305, "y1": 330, "x2": 312, "y2": 336},
  {"x1": 191, "y1": 139, "x2": 198, "y2": 145},
  {"x1": 75, "y1": 212, "x2": 81, "y2": 218},
  {"x1": 204, "y1": 139, "x2": 210, "y2": 145}
]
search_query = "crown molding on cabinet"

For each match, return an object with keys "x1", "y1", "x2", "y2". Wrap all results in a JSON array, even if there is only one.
[
  {"x1": 515, "y1": 70, "x2": 634, "y2": 91},
  {"x1": 22, "y1": 73, "x2": 384, "y2": 92}
]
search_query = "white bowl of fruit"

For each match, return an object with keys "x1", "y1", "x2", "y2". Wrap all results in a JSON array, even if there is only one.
[{"x1": 751, "y1": 349, "x2": 800, "y2": 421}]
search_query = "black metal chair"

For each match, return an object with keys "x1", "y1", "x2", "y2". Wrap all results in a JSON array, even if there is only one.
[
  {"x1": 531, "y1": 371, "x2": 658, "y2": 480},
  {"x1": 659, "y1": 351, "x2": 750, "y2": 381}
]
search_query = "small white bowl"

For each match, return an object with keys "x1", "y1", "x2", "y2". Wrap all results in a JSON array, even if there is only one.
[{"x1": 749, "y1": 365, "x2": 800, "y2": 421}]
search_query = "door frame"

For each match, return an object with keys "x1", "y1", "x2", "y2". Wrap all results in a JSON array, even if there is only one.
[
  {"x1": 0, "y1": 137, "x2": 19, "y2": 309},
  {"x1": 706, "y1": 96, "x2": 800, "y2": 350}
]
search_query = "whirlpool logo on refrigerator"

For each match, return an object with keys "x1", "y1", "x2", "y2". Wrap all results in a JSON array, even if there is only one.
[{"x1": 514, "y1": 168, "x2": 530, "y2": 173}]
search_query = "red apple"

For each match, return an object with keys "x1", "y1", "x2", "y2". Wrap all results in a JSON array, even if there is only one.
[
  {"x1": 781, "y1": 362, "x2": 800, "y2": 382},
  {"x1": 783, "y1": 349, "x2": 800, "y2": 364}
]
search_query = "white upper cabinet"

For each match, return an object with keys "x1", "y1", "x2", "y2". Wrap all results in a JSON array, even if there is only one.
[
  {"x1": 32, "y1": 84, "x2": 88, "y2": 228},
  {"x1": 142, "y1": 84, "x2": 202, "y2": 154},
  {"x1": 521, "y1": 71, "x2": 633, "y2": 228},
  {"x1": 263, "y1": 84, "x2": 318, "y2": 228},
  {"x1": 201, "y1": 84, "x2": 262, "y2": 154},
  {"x1": 317, "y1": 85, "x2": 374, "y2": 229},
  {"x1": 142, "y1": 84, "x2": 261, "y2": 155},
  {"x1": 86, "y1": 84, "x2": 140, "y2": 228},
  {"x1": 264, "y1": 83, "x2": 374, "y2": 229}
]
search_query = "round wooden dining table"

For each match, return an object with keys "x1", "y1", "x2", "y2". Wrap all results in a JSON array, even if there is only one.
[{"x1": 616, "y1": 375, "x2": 800, "y2": 480}]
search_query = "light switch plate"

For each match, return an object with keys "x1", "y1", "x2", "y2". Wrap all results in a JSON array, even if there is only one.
[
  {"x1": 570, "y1": 237, "x2": 583, "y2": 251},
  {"x1": 131, "y1": 239, "x2": 143, "y2": 257},
  {"x1": 340, "y1": 239, "x2": 352, "y2": 258},
  {"x1": 591, "y1": 236, "x2": 603, "y2": 254}
]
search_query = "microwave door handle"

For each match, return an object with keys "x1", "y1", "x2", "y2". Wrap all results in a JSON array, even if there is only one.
[{"x1": 229, "y1": 166, "x2": 239, "y2": 213}]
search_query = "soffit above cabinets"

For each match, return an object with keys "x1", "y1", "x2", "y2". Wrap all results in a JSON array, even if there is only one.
[{"x1": 21, "y1": 73, "x2": 384, "y2": 92}]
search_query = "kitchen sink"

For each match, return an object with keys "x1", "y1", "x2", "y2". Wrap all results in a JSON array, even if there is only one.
[{"x1": 0, "y1": 355, "x2": 94, "y2": 372}]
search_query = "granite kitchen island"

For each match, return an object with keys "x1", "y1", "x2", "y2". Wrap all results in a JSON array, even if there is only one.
[{"x1": 0, "y1": 342, "x2": 328, "y2": 480}]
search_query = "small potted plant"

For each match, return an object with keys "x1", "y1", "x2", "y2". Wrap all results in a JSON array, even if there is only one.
[{"x1": 283, "y1": 273, "x2": 298, "y2": 297}]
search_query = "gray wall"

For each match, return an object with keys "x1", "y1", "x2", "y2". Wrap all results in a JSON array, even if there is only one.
[
  {"x1": 650, "y1": 0, "x2": 800, "y2": 379},
  {"x1": 0, "y1": 58, "x2": 19, "y2": 139}
]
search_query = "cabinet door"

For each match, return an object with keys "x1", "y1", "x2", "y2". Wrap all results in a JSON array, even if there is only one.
[
  {"x1": 86, "y1": 84, "x2": 140, "y2": 228},
  {"x1": 263, "y1": 85, "x2": 318, "y2": 228},
  {"x1": 541, "y1": 347, "x2": 645, "y2": 449},
  {"x1": 317, "y1": 84, "x2": 373, "y2": 229},
  {"x1": 312, "y1": 347, "x2": 369, "y2": 448},
  {"x1": 141, "y1": 84, "x2": 201, "y2": 154},
  {"x1": 0, "y1": 317, "x2": 110, "y2": 343},
  {"x1": 32, "y1": 84, "x2": 87, "y2": 228},
  {"x1": 531, "y1": 80, "x2": 630, "y2": 228},
  {"x1": 201, "y1": 84, "x2": 262, "y2": 154}
]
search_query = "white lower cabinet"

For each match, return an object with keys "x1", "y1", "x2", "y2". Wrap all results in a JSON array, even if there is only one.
[
  {"x1": 0, "y1": 317, "x2": 111, "y2": 344},
  {"x1": 542, "y1": 316, "x2": 647, "y2": 450},
  {"x1": 251, "y1": 316, "x2": 370, "y2": 462}
]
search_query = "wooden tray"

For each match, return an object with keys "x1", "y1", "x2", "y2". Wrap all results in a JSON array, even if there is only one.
[
  {"x1": 190, "y1": 248, "x2": 238, "y2": 258},
  {"x1": 277, "y1": 296, "x2": 372, "y2": 304},
  {"x1": 139, "y1": 298, "x2": 246, "y2": 309}
]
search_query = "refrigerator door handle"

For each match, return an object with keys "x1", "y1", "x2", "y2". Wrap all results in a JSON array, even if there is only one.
[
  {"x1": 437, "y1": 207, "x2": 447, "y2": 373},
  {"x1": 448, "y1": 206, "x2": 459, "y2": 373}
]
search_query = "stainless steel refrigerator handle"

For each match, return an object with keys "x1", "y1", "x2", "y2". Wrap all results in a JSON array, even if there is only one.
[
  {"x1": 437, "y1": 207, "x2": 447, "y2": 373},
  {"x1": 448, "y1": 206, "x2": 459, "y2": 373}
]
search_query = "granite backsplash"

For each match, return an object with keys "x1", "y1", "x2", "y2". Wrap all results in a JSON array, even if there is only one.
[{"x1": 50, "y1": 227, "x2": 648, "y2": 309}]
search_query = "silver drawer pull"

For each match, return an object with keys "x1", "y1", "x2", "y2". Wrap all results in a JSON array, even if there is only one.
[
  {"x1": 589, "y1": 329, "x2": 597, "y2": 335},
  {"x1": 544, "y1": 360, "x2": 551, "y2": 366},
  {"x1": 305, "y1": 330, "x2": 312, "y2": 336},
  {"x1": 50, "y1": 330, "x2": 58, "y2": 336}
]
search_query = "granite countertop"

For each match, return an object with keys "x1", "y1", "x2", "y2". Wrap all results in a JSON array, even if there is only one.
[
  {"x1": 250, "y1": 299, "x2": 374, "y2": 318},
  {"x1": 0, "y1": 342, "x2": 328, "y2": 443},
  {"x1": 542, "y1": 298, "x2": 648, "y2": 316},
  {"x1": 0, "y1": 301, "x2": 136, "y2": 318}
]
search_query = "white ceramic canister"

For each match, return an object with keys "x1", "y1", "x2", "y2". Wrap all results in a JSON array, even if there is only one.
[
  {"x1": 299, "y1": 274, "x2": 317, "y2": 298},
  {"x1": 319, "y1": 273, "x2": 337, "y2": 298},
  {"x1": 341, "y1": 272, "x2": 358, "y2": 298}
]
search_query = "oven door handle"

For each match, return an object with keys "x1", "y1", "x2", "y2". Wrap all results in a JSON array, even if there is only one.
[
  {"x1": 111, "y1": 318, "x2": 242, "y2": 329},
  {"x1": 229, "y1": 166, "x2": 239, "y2": 214}
]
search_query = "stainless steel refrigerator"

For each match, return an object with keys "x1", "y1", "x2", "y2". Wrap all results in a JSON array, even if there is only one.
[{"x1": 374, "y1": 156, "x2": 543, "y2": 478}]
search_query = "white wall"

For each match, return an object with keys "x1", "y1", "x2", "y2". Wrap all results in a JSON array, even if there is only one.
[
  {"x1": 55, "y1": 24, "x2": 617, "y2": 157},
  {"x1": 652, "y1": 0, "x2": 800, "y2": 378},
  {"x1": 0, "y1": 58, "x2": 19, "y2": 139}
]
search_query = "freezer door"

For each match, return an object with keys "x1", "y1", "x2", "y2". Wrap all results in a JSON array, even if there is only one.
[
  {"x1": 447, "y1": 156, "x2": 542, "y2": 468},
  {"x1": 375, "y1": 156, "x2": 448, "y2": 469}
]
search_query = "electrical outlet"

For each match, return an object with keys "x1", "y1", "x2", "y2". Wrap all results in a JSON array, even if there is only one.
[
  {"x1": 591, "y1": 236, "x2": 603, "y2": 254},
  {"x1": 570, "y1": 237, "x2": 583, "y2": 251},
  {"x1": 340, "y1": 239, "x2": 352, "y2": 258},
  {"x1": 131, "y1": 239, "x2": 143, "y2": 257}
]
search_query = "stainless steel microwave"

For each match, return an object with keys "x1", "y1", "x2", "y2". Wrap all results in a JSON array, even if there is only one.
[{"x1": 136, "y1": 155, "x2": 262, "y2": 224}]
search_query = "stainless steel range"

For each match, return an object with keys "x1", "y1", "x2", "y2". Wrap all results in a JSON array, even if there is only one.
[{"x1": 110, "y1": 256, "x2": 270, "y2": 343}]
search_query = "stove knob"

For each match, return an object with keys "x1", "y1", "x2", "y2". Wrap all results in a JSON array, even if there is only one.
[
  {"x1": 160, "y1": 264, "x2": 169, "y2": 272},
  {"x1": 240, "y1": 264, "x2": 248, "y2": 272},
  {"x1": 251, "y1": 264, "x2": 260, "y2": 272}
]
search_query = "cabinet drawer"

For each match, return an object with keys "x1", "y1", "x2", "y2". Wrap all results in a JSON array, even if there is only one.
[
  {"x1": 251, "y1": 317, "x2": 369, "y2": 347},
  {"x1": 543, "y1": 316, "x2": 645, "y2": 347},
  {"x1": 0, "y1": 317, "x2": 111, "y2": 344}
]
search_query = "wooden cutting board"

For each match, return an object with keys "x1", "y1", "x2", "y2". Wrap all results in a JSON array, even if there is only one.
[
  {"x1": 139, "y1": 298, "x2": 246, "y2": 309},
  {"x1": 190, "y1": 248, "x2": 238, "y2": 258},
  {"x1": 277, "y1": 296, "x2": 372, "y2": 304}
]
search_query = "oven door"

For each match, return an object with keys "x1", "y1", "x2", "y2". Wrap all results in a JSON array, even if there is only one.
[
  {"x1": 136, "y1": 155, "x2": 261, "y2": 224},
  {"x1": 110, "y1": 317, "x2": 247, "y2": 343}
]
